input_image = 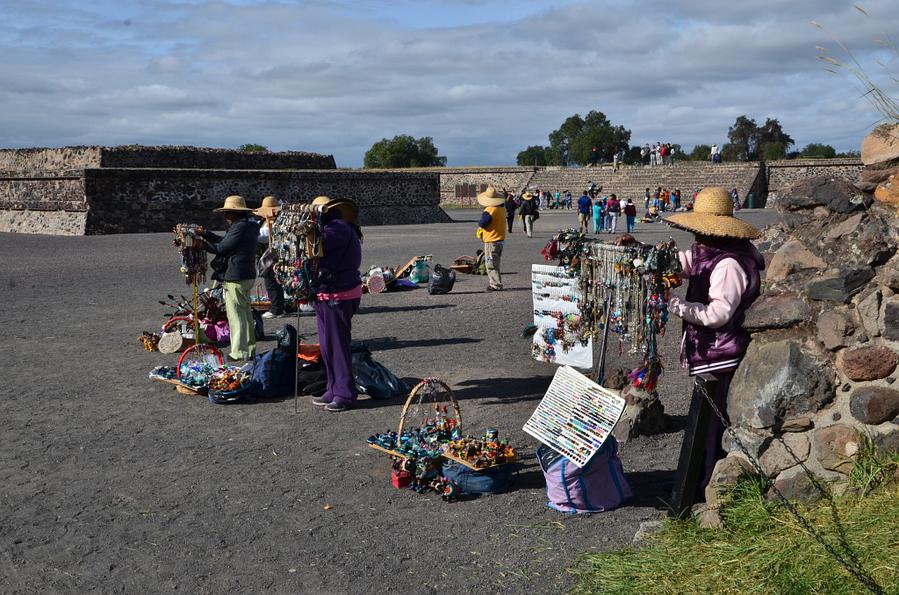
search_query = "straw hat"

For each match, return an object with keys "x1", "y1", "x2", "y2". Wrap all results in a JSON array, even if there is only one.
[
  {"x1": 311, "y1": 195, "x2": 359, "y2": 225},
  {"x1": 665, "y1": 187, "x2": 760, "y2": 239},
  {"x1": 253, "y1": 196, "x2": 281, "y2": 218},
  {"x1": 521, "y1": 192, "x2": 535, "y2": 200},
  {"x1": 477, "y1": 186, "x2": 505, "y2": 207},
  {"x1": 213, "y1": 195, "x2": 253, "y2": 213}
]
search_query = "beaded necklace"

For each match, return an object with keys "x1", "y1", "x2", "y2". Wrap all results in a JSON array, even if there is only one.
[{"x1": 270, "y1": 204, "x2": 324, "y2": 302}]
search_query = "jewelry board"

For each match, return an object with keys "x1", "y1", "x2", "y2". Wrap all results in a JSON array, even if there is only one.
[
  {"x1": 523, "y1": 365, "x2": 625, "y2": 468},
  {"x1": 531, "y1": 264, "x2": 593, "y2": 369}
]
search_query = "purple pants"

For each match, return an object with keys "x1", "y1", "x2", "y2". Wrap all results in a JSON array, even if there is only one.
[
  {"x1": 313, "y1": 298, "x2": 360, "y2": 406},
  {"x1": 700, "y1": 371, "x2": 734, "y2": 495}
]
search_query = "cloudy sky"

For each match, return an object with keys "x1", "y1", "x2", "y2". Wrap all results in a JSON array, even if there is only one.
[{"x1": 1, "y1": 0, "x2": 897, "y2": 165}]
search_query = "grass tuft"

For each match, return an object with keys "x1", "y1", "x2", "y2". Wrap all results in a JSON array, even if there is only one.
[{"x1": 572, "y1": 450, "x2": 899, "y2": 594}]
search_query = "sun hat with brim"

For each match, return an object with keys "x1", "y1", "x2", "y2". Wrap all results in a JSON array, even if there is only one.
[
  {"x1": 522, "y1": 192, "x2": 535, "y2": 200},
  {"x1": 253, "y1": 196, "x2": 281, "y2": 218},
  {"x1": 477, "y1": 186, "x2": 505, "y2": 207},
  {"x1": 665, "y1": 187, "x2": 761, "y2": 239},
  {"x1": 311, "y1": 195, "x2": 359, "y2": 225},
  {"x1": 214, "y1": 195, "x2": 254, "y2": 213}
]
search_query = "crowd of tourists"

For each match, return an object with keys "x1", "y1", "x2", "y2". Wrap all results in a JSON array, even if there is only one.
[{"x1": 639, "y1": 142, "x2": 677, "y2": 166}]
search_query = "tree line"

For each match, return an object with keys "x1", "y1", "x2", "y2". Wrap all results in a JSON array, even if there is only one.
[{"x1": 237, "y1": 111, "x2": 858, "y2": 167}]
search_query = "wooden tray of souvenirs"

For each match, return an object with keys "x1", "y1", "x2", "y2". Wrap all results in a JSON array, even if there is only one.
[
  {"x1": 367, "y1": 443, "x2": 409, "y2": 458},
  {"x1": 151, "y1": 375, "x2": 208, "y2": 396},
  {"x1": 440, "y1": 450, "x2": 510, "y2": 471}
]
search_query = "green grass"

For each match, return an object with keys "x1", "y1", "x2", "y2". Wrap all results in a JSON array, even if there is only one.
[{"x1": 572, "y1": 449, "x2": 899, "y2": 594}]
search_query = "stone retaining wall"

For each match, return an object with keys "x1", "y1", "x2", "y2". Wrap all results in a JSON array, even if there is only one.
[
  {"x1": 82, "y1": 168, "x2": 447, "y2": 234},
  {"x1": 765, "y1": 158, "x2": 864, "y2": 206}
]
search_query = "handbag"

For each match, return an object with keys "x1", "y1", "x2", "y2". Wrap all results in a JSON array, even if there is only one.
[{"x1": 256, "y1": 248, "x2": 275, "y2": 277}]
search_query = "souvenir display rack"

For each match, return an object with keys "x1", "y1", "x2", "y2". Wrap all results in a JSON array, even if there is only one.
[{"x1": 542, "y1": 230, "x2": 681, "y2": 391}]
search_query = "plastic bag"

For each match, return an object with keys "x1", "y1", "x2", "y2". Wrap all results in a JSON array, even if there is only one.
[
  {"x1": 428, "y1": 264, "x2": 456, "y2": 294},
  {"x1": 352, "y1": 346, "x2": 409, "y2": 400}
]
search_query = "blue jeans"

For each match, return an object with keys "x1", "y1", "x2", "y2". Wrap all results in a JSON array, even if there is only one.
[{"x1": 627, "y1": 216, "x2": 636, "y2": 233}]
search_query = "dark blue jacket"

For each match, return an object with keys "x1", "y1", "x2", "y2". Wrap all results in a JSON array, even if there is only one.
[{"x1": 203, "y1": 217, "x2": 261, "y2": 282}]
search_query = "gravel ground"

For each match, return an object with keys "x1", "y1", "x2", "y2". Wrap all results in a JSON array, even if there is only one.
[{"x1": 0, "y1": 207, "x2": 777, "y2": 593}]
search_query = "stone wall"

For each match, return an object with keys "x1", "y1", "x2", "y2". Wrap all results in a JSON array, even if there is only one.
[
  {"x1": 435, "y1": 167, "x2": 536, "y2": 206},
  {"x1": 706, "y1": 175, "x2": 899, "y2": 504},
  {"x1": 0, "y1": 146, "x2": 454, "y2": 234},
  {"x1": 0, "y1": 146, "x2": 335, "y2": 175},
  {"x1": 765, "y1": 158, "x2": 864, "y2": 206},
  {"x1": 83, "y1": 168, "x2": 448, "y2": 234}
]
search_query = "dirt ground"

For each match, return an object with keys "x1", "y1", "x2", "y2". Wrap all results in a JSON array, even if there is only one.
[{"x1": 0, "y1": 207, "x2": 776, "y2": 593}]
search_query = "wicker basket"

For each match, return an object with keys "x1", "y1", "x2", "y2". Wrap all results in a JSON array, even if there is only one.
[{"x1": 397, "y1": 378, "x2": 462, "y2": 437}]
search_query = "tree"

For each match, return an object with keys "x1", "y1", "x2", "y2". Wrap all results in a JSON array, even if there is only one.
[
  {"x1": 546, "y1": 110, "x2": 630, "y2": 166},
  {"x1": 689, "y1": 144, "x2": 712, "y2": 161},
  {"x1": 761, "y1": 142, "x2": 787, "y2": 160},
  {"x1": 799, "y1": 143, "x2": 837, "y2": 158},
  {"x1": 757, "y1": 118, "x2": 794, "y2": 153},
  {"x1": 727, "y1": 115, "x2": 758, "y2": 161},
  {"x1": 363, "y1": 135, "x2": 446, "y2": 168},
  {"x1": 517, "y1": 145, "x2": 552, "y2": 166},
  {"x1": 726, "y1": 115, "x2": 794, "y2": 160},
  {"x1": 238, "y1": 143, "x2": 269, "y2": 152}
]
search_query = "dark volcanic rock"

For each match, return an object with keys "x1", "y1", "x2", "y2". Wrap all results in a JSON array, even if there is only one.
[
  {"x1": 778, "y1": 177, "x2": 869, "y2": 214},
  {"x1": 806, "y1": 268, "x2": 874, "y2": 303},
  {"x1": 743, "y1": 293, "x2": 811, "y2": 331},
  {"x1": 850, "y1": 386, "x2": 899, "y2": 425},
  {"x1": 729, "y1": 340, "x2": 835, "y2": 429},
  {"x1": 883, "y1": 299, "x2": 899, "y2": 342}
]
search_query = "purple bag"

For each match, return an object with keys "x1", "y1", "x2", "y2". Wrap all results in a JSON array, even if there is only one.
[
  {"x1": 537, "y1": 437, "x2": 632, "y2": 514},
  {"x1": 204, "y1": 319, "x2": 230, "y2": 344}
]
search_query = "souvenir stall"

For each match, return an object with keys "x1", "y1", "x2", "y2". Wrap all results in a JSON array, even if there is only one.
[
  {"x1": 148, "y1": 224, "x2": 249, "y2": 400},
  {"x1": 538, "y1": 229, "x2": 681, "y2": 390},
  {"x1": 367, "y1": 378, "x2": 517, "y2": 499}
]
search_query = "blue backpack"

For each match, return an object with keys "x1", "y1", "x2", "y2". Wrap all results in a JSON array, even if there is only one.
[{"x1": 250, "y1": 324, "x2": 297, "y2": 399}]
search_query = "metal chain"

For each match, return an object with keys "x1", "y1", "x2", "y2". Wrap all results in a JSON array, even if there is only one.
[{"x1": 695, "y1": 381, "x2": 884, "y2": 595}]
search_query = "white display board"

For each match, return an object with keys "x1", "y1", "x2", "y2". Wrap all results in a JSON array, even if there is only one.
[
  {"x1": 523, "y1": 365, "x2": 626, "y2": 467},
  {"x1": 531, "y1": 264, "x2": 593, "y2": 369}
]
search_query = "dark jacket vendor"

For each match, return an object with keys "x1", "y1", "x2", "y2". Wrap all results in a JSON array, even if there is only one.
[
  {"x1": 198, "y1": 195, "x2": 261, "y2": 361},
  {"x1": 664, "y1": 187, "x2": 765, "y2": 498}
]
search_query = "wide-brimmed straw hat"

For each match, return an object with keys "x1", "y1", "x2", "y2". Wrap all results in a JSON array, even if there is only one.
[
  {"x1": 477, "y1": 186, "x2": 505, "y2": 207},
  {"x1": 312, "y1": 195, "x2": 359, "y2": 225},
  {"x1": 253, "y1": 196, "x2": 281, "y2": 218},
  {"x1": 665, "y1": 187, "x2": 760, "y2": 239},
  {"x1": 214, "y1": 195, "x2": 253, "y2": 213},
  {"x1": 521, "y1": 192, "x2": 535, "y2": 200}
]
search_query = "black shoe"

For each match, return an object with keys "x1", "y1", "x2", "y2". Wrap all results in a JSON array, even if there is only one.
[
  {"x1": 312, "y1": 397, "x2": 331, "y2": 407},
  {"x1": 325, "y1": 402, "x2": 348, "y2": 412},
  {"x1": 486, "y1": 286, "x2": 503, "y2": 292}
]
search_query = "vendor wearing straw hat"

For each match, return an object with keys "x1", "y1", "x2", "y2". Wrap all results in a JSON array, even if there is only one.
[
  {"x1": 519, "y1": 191, "x2": 539, "y2": 238},
  {"x1": 254, "y1": 196, "x2": 284, "y2": 319},
  {"x1": 197, "y1": 195, "x2": 262, "y2": 361},
  {"x1": 476, "y1": 186, "x2": 507, "y2": 291},
  {"x1": 664, "y1": 187, "x2": 765, "y2": 498},
  {"x1": 308, "y1": 195, "x2": 363, "y2": 413}
]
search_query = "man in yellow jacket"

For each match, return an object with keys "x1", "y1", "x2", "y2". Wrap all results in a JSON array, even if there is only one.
[{"x1": 476, "y1": 186, "x2": 507, "y2": 291}]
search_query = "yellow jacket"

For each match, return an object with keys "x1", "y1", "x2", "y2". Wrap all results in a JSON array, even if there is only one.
[{"x1": 478, "y1": 206, "x2": 507, "y2": 243}]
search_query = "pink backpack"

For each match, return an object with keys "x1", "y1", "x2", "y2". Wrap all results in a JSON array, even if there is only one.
[{"x1": 538, "y1": 437, "x2": 632, "y2": 514}]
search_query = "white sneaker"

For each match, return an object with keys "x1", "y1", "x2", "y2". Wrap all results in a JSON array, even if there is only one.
[{"x1": 261, "y1": 311, "x2": 275, "y2": 319}]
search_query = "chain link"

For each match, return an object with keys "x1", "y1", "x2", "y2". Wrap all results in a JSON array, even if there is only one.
[{"x1": 695, "y1": 380, "x2": 884, "y2": 594}]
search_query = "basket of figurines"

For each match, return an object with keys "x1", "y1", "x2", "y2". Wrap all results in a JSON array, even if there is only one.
[{"x1": 207, "y1": 366, "x2": 252, "y2": 404}]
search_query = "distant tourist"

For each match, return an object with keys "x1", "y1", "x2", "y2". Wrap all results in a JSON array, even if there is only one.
[
  {"x1": 519, "y1": 191, "x2": 538, "y2": 238},
  {"x1": 644, "y1": 187, "x2": 651, "y2": 210},
  {"x1": 504, "y1": 192, "x2": 517, "y2": 233},
  {"x1": 624, "y1": 198, "x2": 637, "y2": 233},
  {"x1": 605, "y1": 193, "x2": 621, "y2": 233},
  {"x1": 577, "y1": 191, "x2": 592, "y2": 233},
  {"x1": 673, "y1": 188, "x2": 682, "y2": 210},
  {"x1": 592, "y1": 198, "x2": 604, "y2": 234},
  {"x1": 710, "y1": 144, "x2": 721, "y2": 163},
  {"x1": 475, "y1": 187, "x2": 507, "y2": 291},
  {"x1": 254, "y1": 196, "x2": 284, "y2": 319},
  {"x1": 732, "y1": 188, "x2": 740, "y2": 210}
]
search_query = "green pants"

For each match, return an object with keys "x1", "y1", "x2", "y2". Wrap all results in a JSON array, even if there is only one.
[{"x1": 223, "y1": 279, "x2": 256, "y2": 360}]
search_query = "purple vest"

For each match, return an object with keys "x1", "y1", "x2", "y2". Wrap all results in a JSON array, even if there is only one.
[{"x1": 682, "y1": 241, "x2": 764, "y2": 371}]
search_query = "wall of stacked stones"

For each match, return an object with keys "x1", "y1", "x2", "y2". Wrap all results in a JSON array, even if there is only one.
[
  {"x1": 705, "y1": 175, "x2": 899, "y2": 504},
  {"x1": 435, "y1": 168, "x2": 536, "y2": 205},
  {"x1": 765, "y1": 159, "x2": 864, "y2": 206},
  {"x1": 83, "y1": 168, "x2": 447, "y2": 234}
]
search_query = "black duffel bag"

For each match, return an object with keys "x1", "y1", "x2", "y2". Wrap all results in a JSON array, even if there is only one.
[{"x1": 428, "y1": 264, "x2": 456, "y2": 295}]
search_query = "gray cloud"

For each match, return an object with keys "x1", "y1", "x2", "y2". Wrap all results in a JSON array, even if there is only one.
[{"x1": 0, "y1": 0, "x2": 896, "y2": 163}]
